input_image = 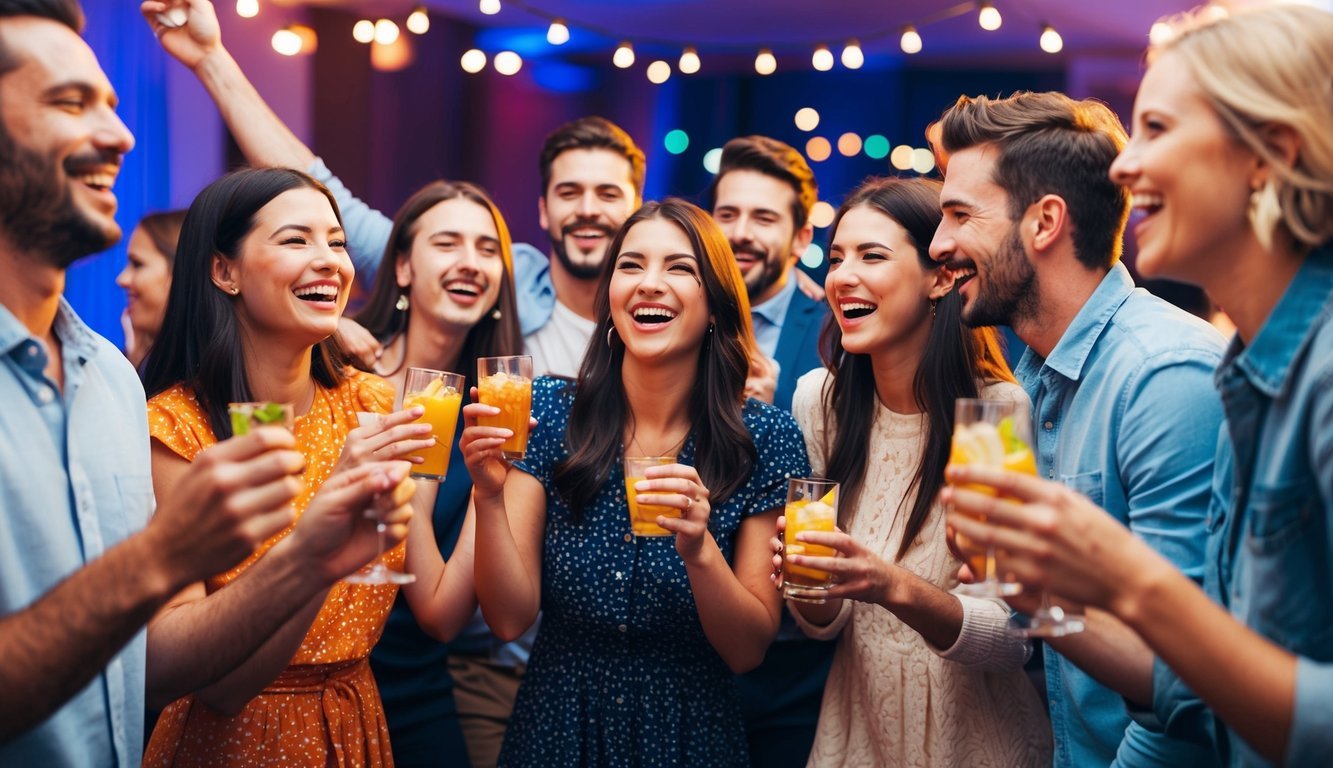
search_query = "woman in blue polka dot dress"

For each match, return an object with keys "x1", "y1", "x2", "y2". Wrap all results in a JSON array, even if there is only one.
[{"x1": 461, "y1": 199, "x2": 811, "y2": 766}]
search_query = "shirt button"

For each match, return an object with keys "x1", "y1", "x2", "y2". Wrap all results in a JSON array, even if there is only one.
[
  {"x1": 37, "y1": 387, "x2": 54, "y2": 403},
  {"x1": 618, "y1": 624, "x2": 628, "y2": 633},
  {"x1": 615, "y1": 571, "x2": 623, "y2": 580},
  {"x1": 1043, "y1": 421, "x2": 1054, "y2": 430},
  {"x1": 614, "y1": 696, "x2": 624, "y2": 705},
  {"x1": 623, "y1": 533, "x2": 632, "y2": 542},
  {"x1": 25, "y1": 345, "x2": 38, "y2": 356}
]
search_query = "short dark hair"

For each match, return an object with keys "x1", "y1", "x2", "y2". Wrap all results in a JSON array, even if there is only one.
[
  {"x1": 709, "y1": 135, "x2": 818, "y2": 231},
  {"x1": 538, "y1": 116, "x2": 645, "y2": 201},
  {"x1": 938, "y1": 91, "x2": 1130, "y2": 270},
  {"x1": 0, "y1": 0, "x2": 84, "y2": 74}
]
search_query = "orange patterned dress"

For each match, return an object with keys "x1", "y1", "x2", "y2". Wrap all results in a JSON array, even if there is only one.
[{"x1": 143, "y1": 371, "x2": 404, "y2": 768}]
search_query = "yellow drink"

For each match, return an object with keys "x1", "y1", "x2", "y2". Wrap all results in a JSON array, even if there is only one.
[
  {"x1": 404, "y1": 378, "x2": 462, "y2": 480},
  {"x1": 949, "y1": 410, "x2": 1036, "y2": 591},
  {"x1": 624, "y1": 455, "x2": 677, "y2": 537},
  {"x1": 477, "y1": 371, "x2": 533, "y2": 460},
  {"x1": 784, "y1": 499, "x2": 837, "y2": 587}
]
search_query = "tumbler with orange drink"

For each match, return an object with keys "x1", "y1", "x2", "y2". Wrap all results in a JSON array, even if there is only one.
[
  {"x1": 476, "y1": 355, "x2": 533, "y2": 461},
  {"x1": 782, "y1": 478, "x2": 840, "y2": 603},
  {"x1": 403, "y1": 367, "x2": 465, "y2": 481}
]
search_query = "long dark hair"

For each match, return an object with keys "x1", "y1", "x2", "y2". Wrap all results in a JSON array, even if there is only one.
[
  {"x1": 819, "y1": 177, "x2": 1014, "y2": 560},
  {"x1": 555, "y1": 199, "x2": 757, "y2": 517},
  {"x1": 138, "y1": 209, "x2": 187, "y2": 269},
  {"x1": 353, "y1": 180, "x2": 522, "y2": 378},
  {"x1": 142, "y1": 167, "x2": 350, "y2": 439}
]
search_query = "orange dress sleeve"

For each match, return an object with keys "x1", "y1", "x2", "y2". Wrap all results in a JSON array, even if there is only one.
[{"x1": 146, "y1": 385, "x2": 218, "y2": 461}]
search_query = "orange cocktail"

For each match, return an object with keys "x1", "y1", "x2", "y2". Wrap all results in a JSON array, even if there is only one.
[
  {"x1": 624, "y1": 455, "x2": 678, "y2": 536},
  {"x1": 403, "y1": 368, "x2": 465, "y2": 481},
  {"x1": 477, "y1": 356, "x2": 534, "y2": 461},
  {"x1": 782, "y1": 479, "x2": 840, "y2": 603}
]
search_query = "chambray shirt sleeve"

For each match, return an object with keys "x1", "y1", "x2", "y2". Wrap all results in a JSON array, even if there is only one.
[
  {"x1": 1116, "y1": 350, "x2": 1222, "y2": 580},
  {"x1": 308, "y1": 157, "x2": 392, "y2": 284}
]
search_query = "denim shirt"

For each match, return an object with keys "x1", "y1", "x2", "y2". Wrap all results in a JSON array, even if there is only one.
[
  {"x1": 1015, "y1": 263, "x2": 1226, "y2": 767},
  {"x1": 308, "y1": 158, "x2": 551, "y2": 337},
  {"x1": 0, "y1": 299, "x2": 153, "y2": 768},
  {"x1": 1146, "y1": 245, "x2": 1333, "y2": 767}
]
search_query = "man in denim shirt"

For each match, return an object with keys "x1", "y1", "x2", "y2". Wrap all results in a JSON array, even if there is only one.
[{"x1": 930, "y1": 91, "x2": 1226, "y2": 766}]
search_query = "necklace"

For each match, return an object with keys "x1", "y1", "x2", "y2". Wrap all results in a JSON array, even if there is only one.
[{"x1": 627, "y1": 427, "x2": 690, "y2": 458}]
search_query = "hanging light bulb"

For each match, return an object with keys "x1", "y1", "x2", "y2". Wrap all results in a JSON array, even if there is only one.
[
  {"x1": 479, "y1": 0, "x2": 501, "y2": 15},
  {"x1": 493, "y1": 50, "x2": 522, "y2": 75},
  {"x1": 647, "y1": 60, "x2": 671, "y2": 84},
  {"x1": 236, "y1": 0, "x2": 258, "y2": 18},
  {"x1": 406, "y1": 6, "x2": 429, "y2": 35},
  {"x1": 546, "y1": 19, "x2": 569, "y2": 45},
  {"x1": 899, "y1": 26, "x2": 922, "y2": 55},
  {"x1": 271, "y1": 27, "x2": 302, "y2": 56},
  {"x1": 841, "y1": 39, "x2": 864, "y2": 68},
  {"x1": 811, "y1": 44, "x2": 834, "y2": 72},
  {"x1": 754, "y1": 48, "x2": 777, "y2": 75},
  {"x1": 374, "y1": 19, "x2": 399, "y2": 46},
  {"x1": 352, "y1": 19, "x2": 375, "y2": 44},
  {"x1": 613, "y1": 41, "x2": 635, "y2": 68},
  {"x1": 978, "y1": 2, "x2": 1002, "y2": 31},
  {"x1": 460, "y1": 48, "x2": 487, "y2": 73},
  {"x1": 1039, "y1": 24, "x2": 1063, "y2": 54},
  {"x1": 678, "y1": 46, "x2": 700, "y2": 75}
]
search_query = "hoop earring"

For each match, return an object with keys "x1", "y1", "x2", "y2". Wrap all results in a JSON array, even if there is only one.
[
  {"x1": 395, "y1": 293, "x2": 410, "y2": 312},
  {"x1": 606, "y1": 325, "x2": 618, "y2": 348}
]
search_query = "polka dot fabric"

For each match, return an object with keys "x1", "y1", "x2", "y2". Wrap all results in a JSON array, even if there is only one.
[
  {"x1": 142, "y1": 371, "x2": 402, "y2": 767},
  {"x1": 498, "y1": 376, "x2": 811, "y2": 767}
]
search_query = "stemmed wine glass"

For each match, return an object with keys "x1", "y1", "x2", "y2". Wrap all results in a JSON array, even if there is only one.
[{"x1": 343, "y1": 411, "x2": 416, "y2": 585}]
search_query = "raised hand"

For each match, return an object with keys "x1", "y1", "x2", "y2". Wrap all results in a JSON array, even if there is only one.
[
  {"x1": 140, "y1": 0, "x2": 221, "y2": 69},
  {"x1": 459, "y1": 391, "x2": 513, "y2": 500},
  {"x1": 336, "y1": 317, "x2": 384, "y2": 369},
  {"x1": 286, "y1": 461, "x2": 416, "y2": 583},
  {"x1": 744, "y1": 352, "x2": 779, "y2": 404},
  {"x1": 333, "y1": 406, "x2": 433, "y2": 474}
]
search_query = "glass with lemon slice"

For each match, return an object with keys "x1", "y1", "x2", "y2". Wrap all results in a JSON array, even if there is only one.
[{"x1": 782, "y1": 479, "x2": 840, "y2": 603}]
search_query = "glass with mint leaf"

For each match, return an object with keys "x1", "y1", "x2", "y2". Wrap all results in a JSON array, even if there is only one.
[{"x1": 228, "y1": 401, "x2": 295, "y2": 436}]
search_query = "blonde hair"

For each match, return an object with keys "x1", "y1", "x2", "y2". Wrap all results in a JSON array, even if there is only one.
[{"x1": 1150, "y1": 4, "x2": 1333, "y2": 252}]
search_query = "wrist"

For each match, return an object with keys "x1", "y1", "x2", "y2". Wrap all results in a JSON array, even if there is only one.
[
  {"x1": 267, "y1": 535, "x2": 339, "y2": 593},
  {"x1": 1109, "y1": 550, "x2": 1175, "y2": 631},
  {"x1": 193, "y1": 46, "x2": 238, "y2": 86},
  {"x1": 128, "y1": 527, "x2": 189, "y2": 606}
]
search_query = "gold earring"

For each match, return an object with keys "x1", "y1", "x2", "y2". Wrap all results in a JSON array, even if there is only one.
[{"x1": 395, "y1": 293, "x2": 410, "y2": 311}]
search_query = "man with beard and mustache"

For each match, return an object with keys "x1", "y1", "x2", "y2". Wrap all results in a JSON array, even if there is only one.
[
  {"x1": 709, "y1": 136, "x2": 826, "y2": 412},
  {"x1": 929, "y1": 91, "x2": 1227, "y2": 767},
  {"x1": 0, "y1": 1, "x2": 419, "y2": 765},
  {"x1": 705, "y1": 135, "x2": 832, "y2": 768}
]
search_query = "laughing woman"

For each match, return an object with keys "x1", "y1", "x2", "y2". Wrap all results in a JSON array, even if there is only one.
[{"x1": 461, "y1": 199, "x2": 809, "y2": 766}]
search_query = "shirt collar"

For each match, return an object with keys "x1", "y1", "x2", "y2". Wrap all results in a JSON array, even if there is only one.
[
  {"x1": 1225, "y1": 243, "x2": 1333, "y2": 398},
  {"x1": 0, "y1": 297, "x2": 101, "y2": 363},
  {"x1": 1028, "y1": 263, "x2": 1135, "y2": 383},
  {"x1": 751, "y1": 274, "x2": 798, "y2": 329}
]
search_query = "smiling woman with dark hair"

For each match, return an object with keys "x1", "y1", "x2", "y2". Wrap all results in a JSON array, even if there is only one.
[{"x1": 461, "y1": 198, "x2": 810, "y2": 766}]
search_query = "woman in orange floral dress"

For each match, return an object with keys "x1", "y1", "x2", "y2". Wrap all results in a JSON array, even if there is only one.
[{"x1": 137, "y1": 168, "x2": 477, "y2": 766}]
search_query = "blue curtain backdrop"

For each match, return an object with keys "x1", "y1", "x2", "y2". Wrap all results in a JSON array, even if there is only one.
[{"x1": 67, "y1": 0, "x2": 171, "y2": 347}]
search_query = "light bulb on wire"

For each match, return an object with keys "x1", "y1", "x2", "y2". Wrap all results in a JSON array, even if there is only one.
[
  {"x1": 352, "y1": 19, "x2": 374, "y2": 44},
  {"x1": 647, "y1": 60, "x2": 671, "y2": 84},
  {"x1": 841, "y1": 39, "x2": 864, "y2": 68},
  {"x1": 479, "y1": 0, "x2": 501, "y2": 16},
  {"x1": 978, "y1": 2, "x2": 1002, "y2": 31},
  {"x1": 460, "y1": 48, "x2": 487, "y2": 73},
  {"x1": 546, "y1": 19, "x2": 569, "y2": 45},
  {"x1": 1039, "y1": 24, "x2": 1063, "y2": 54},
  {"x1": 374, "y1": 19, "x2": 399, "y2": 46},
  {"x1": 900, "y1": 26, "x2": 922, "y2": 55},
  {"x1": 493, "y1": 50, "x2": 522, "y2": 75},
  {"x1": 679, "y1": 47, "x2": 700, "y2": 74},
  {"x1": 236, "y1": 0, "x2": 258, "y2": 18},
  {"x1": 407, "y1": 6, "x2": 429, "y2": 35},
  {"x1": 754, "y1": 48, "x2": 776, "y2": 75},
  {"x1": 811, "y1": 44, "x2": 834, "y2": 71},
  {"x1": 613, "y1": 41, "x2": 635, "y2": 68}
]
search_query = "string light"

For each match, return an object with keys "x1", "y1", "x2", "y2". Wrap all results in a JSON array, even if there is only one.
[
  {"x1": 837, "y1": 132, "x2": 862, "y2": 157},
  {"x1": 272, "y1": 27, "x2": 302, "y2": 56},
  {"x1": 890, "y1": 145, "x2": 915, "y2": 170},
  {"x1": 460, "y1": 48, "x2": 487, "y2": 73},
  {"x1": 647, "y1": 60, "x2": 671, "y2": 84},
  {"x1": 374, "y1": 19, "x2": 399, "y2": 46},
  {"x1": 805, "y1": 136, "x2": 832, "y2": 162},
  {"x1": 236, "y1": 0, "x2": 258, "y2": 19},
  {"x1": 809, "y1": 201, "x2": 836, "y2": 228},
  {"x1": 840, "y1": 39, "x2": 864, "y2": 69},
  {"x1": 406, "y1": 6, "x2": 429, "y2": 35},
  {"x1": 702, "y1": 148, "x2": 723, "y2": 175},
  {"x1": 754, "y1": 48, "x2": 777, "y2": 75},
  {"x1": 678, "y1": 47, "x2": 700, "y2": 74},
  {"x1": 479, "y1": 0, "x2": 501, "y2": 15},
  {"x1": 613, "y1": 41, "x2": 635, "y2": 68},
  {"x1": 900, "y1": 26, "x2": 922, "y2": 54},
  {"x1": 811, "y1": 44, "x2": 834, "y2": 72},
  {"x1": 794, "y1": 107, "x2": 820, "y2": 132},
  {"x1": 494, "y1": 50, "x2": 522, "y2": 75},
  {"x1": 546, "y1": 19, "x2": 569, "y2": 45},
  {"x1": 352, "y1": 19, "x2": 374, "y2": 44},
  {"x1": 1039, "y1": 24, "x2": 1063, "y2": 54},
  {"x1": 978, "y1": 2, "x2": 1002, "y2": 31},
  {"x1": 911, "y1": 147, "x2": 937, "y2": 174}
]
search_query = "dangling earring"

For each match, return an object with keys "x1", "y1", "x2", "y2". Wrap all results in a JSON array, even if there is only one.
[
  {"x1": 491, "y1": 308, "x2": 503, "y2": 320},
  {"x1": 1247, "y1": 180, "x2": 1281, "y2": 252},
  {"x1": 708, "y1": 324, "x2": 714, "y2": 335},
  {"x1": 395, "y1": 293, "x2": 410, "y2": 312},
  {"x1": 930, "y1": 299, "x2": 937, "y2": 319},
  {"x1": 606, "y1": 325, "x2": 618, "y2": 348}
]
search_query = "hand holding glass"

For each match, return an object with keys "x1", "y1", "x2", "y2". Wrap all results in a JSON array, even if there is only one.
[
  {"x1": 476, "y1": 355, "x2": 533, "y2": 461},
  {"x1": 402, "y1": 367, "x2": 464, "y2": 481},
  {"x1": 782, "y1": 478, "x2": 839, "y2": 603},
  {"x1": 343, "y1": 411, "x2": 416, "y2": 585},
  {"x1": 624, "y1": 455, "x2": 680, "y2": 536}
]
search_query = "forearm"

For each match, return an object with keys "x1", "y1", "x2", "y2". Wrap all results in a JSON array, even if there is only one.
[
  {"x1": 687, "y1": 536, "x2": 780, "y2": 673},
  {"x1": 0, "y1": 533, "x2": 178, "y2": 740},
  {"x1": 1119, "y1": 560, "x2": 1296, "y2": 763},
  {"x1": 790, "y1": 594, "x2": 843, "y2": 627},
  {"x1": 402, "y1": 492, "x2": 477, "y2": 641},
  {"x1": 191, "y1": 47, "x2": 316, "y2": 170},
  {"x1": 146, "y1": 539, "x2": 329, "y2": 708},
  {"x1": 472, "y1": 494, "x2": 540, "y2": 640},
  {"x1": 1047, "y1": 606, "x2": 1154, "y2": 706},
  {"x1": 192, "y1": 592, "x2": 325, "y2": 715},
  {"x1": 881, "y1": 569, "x2": 965, "y2": 650}
]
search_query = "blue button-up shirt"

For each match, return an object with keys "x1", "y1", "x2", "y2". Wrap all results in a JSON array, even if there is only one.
[
  {"x1": 1143, "y1": 245, "x2": 1333, "y2": 767},
  {"x1": 751, "y1": 276, "x2": 796, "y2": 360},
  {"x1": 0, "y1": 299, "x2": 153, "y2": 768},
  {"x1": 1015, "y1": 263, "x2": 1226, "y2": 767}
]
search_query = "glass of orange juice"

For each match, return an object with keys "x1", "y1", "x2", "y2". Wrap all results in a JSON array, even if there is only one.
[
  {"x1": 477, "y1": 355, "x2": 533, "y2": 462},
  {"x1": 624, "y1": 455, "x2": 679, "y2": 536},
  {"x1": 782, "y1": 478, "x2": 840, "y2": 603},
  {"x1": 403, "y1": 367, "x2": 464, "y2": 481}
]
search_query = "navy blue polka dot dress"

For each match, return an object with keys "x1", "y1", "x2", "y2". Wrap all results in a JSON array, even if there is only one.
[{"x1": 498, "y1": 377, "x2": 811, "y2": 767}]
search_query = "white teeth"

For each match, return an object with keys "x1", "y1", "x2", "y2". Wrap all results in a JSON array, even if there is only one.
[
  {"x1": 444, "y1": 280, "x2": 481, "y2": 295},
  {"x1": 840, "y1": 301, "x2": 875, "y2": 312},
  {"x1": 294, "y1": 284, "x2": 338, "y2": 299},
  {"x1": 572, "y1": 229, "x2": 604, "y2": 238},
  {"x1": 78, "y1": 173, "x2": 116, "y2": 189},
  {"x1": 633, "y1": 307, "x2": 678, "y2": 320},
  {"x1": 1132, "y1": 193, "x2": 1163, "y2": 210}
]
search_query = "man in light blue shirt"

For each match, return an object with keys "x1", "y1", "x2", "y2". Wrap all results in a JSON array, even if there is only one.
[{"x1": 930, "y1": 91, "x2": 1226, "y2": 766}]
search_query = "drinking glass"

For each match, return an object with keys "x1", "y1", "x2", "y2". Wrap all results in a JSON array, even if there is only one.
[
  {"x1": 227, "y1": 401, "x2": 294, "y2": 435},
  {"x1": 476, "y1": 355, "x2": 534, "y2": 462},
  {"x1": 343, "y1": 412, "x2": 416, "y2": 585},
  {"x1": 402, "y1": 367, "x2": 465, "y2": 481},
  {"x1": 950, "y1": 398, "x2": 1032, "y2": 598},
  {"x1": 624, "y1": 455, "x2": 679, "y2": 537},
  {"x1": 782, "y1": 478, "x2": 839, "y2": 603}
]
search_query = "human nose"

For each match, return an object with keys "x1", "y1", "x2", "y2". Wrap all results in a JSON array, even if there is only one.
[
  {"x1": 577, "y1": 190, "x2": 598, "y2": 218},
  {"x1": 927, "y1": 223, "x2": 953, "y2": 265},
  {"x1": 1109, "y1": 143, "x2": 1138, "y2": 187},
  {"x1": 96, "y1": 106, "x2": 135, "y2": 156},
  {"x1": 637, "y1": 263, "x2": 667, "y2": 294},
  {"x1": 115, "y1": 264, "x2": 131, "y2": 289}
]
